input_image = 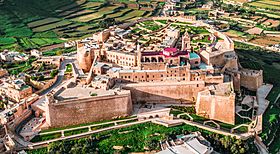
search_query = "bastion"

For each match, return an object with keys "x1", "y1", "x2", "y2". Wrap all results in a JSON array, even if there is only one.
[{"x1": 45, "y1": 86, "x2": 132, "y2": 128}]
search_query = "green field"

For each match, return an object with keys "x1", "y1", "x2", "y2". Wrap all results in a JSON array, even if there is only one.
[
  {"x1": 0, "y1": 0, "x2": 161, "y2": 51},
  {"x1": 248, "y1": 0, "x2": 280, "y2": 11}
]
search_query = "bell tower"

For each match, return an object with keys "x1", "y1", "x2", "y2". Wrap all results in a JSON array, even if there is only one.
[{"x1": 182, "y1": 31, "x2": 191, "y2": 51}]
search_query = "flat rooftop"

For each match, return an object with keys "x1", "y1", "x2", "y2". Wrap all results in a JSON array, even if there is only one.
[{"x1": 56, "y1": 85, "x2": 120, "y2": 101}]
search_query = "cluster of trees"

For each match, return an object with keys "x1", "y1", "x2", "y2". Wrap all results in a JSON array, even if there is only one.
[
  {"x1": 98, "y1": 18, "x2": 117, "y2": 29},
  {"x1": 205, "y1": 134, "x2": 258, "y2": 154}
]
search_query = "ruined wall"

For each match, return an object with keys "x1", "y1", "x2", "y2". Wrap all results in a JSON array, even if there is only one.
[
  {"x1": 196, "y1": 91, "x2": 235, "y2": 124},
  {"x1": 122, "y1": 81, "x2": 205, "y2": 104},
  {"x1": 46, "y1": 93, "x2": 132, "y2": 128}
]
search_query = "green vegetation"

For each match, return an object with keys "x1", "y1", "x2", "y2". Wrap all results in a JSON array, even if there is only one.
[
  {"x1": 41, "y1": 116, "x2": 137, "y2": 133},
  {"x1": 155, "y1": 20, "x2": 168, "y2": 24},
  {"x1": 66, "y1": 64, "x2": 72, "y2": 73},
  {"x1": 0, "y1": 38, "x2": 17, "y2": 45},
  {"x1": 91, "y1": 123, "x2": 115, "y2": 130},
  {"x1": 169, "y1": 109, "x2": 184, "y2": 116},
  {"x1": 0, "y1": 56, "x2": 37, "y2": 75},
  {"x1": 192, "y1": 35, "x2": 212, "y2": 44},
  {"x1": 42, "y1": 47, "x2": 76, "y2": 56},
  {"x1": 90, "y1": 93, "x2": 98, "y2": 96},
  {"x1": 171, "y1": 106, "x2": 196, "y2": 114},
  {"x1": 0, "y1": 0, "x2": 161, "y2": 51},
  {"x1": 30, "y1": 132, "x2": 61, "y2": 142},
  {"x1": 172, "y1": 105, "x2": 250, "y2": 132},
  {"x1": 248, "y1": 0, "x2": 280, "y2": 11},
  {"x1": 235, "y1": 42, "x2": 280, "y2": 153},
  {"x1": 140, "y1": 20, "x2": 163, "y2": 31},
  {"x1": 226, "y1": 30, "x2": 245, "y2": 37},
  {"x1": 65, "y1": 128, "x2": 89, "y2": 136},
  {"x1": 116, "y1": 119, "x2": 138, "y2": 125},
  {"x1": 28, "y1": 122, "x2": 258, "y2": 154}
]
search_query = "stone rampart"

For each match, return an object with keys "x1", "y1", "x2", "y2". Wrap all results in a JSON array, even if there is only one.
[
  {"x1": 196, "y1": 90, "x2": 235, "y2": 124},
  {"x1": 46, "y1": 93, "x2": 132, "y2": 128},
  {"x1": 122, "y1": 81, "x2": 205, "y2": 104}
]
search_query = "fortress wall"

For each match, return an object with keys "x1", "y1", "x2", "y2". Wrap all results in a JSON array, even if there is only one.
[
  {"x1": 122, "y1": 81, "x2": 205, "y2": 104},
  {"x1": 46, "y1": 93, "x2": 132, "y2": 128},
  {"x1": 196, "y1": 92, "x2": 235, "y2": 124},
  {"x1": 240, "y1": 70, "x2": 263, "y2": 91},
  {"x1": 205, "y1": 74, "x2": 224, "y2": 84},
  {"x1": 209, "y1": 52, "x2": 226, "y2": 66},
  {"x1": 141, "y1": 63, "x2": 166, "y2": 70}
]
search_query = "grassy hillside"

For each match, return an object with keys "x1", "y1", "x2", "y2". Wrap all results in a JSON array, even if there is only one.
[
  {"x1": 0, "y1": 0, "x2": 162, "y2": 51},
  {"x1": 235, "y1": 42, "x2": 280, "y2": 154}
]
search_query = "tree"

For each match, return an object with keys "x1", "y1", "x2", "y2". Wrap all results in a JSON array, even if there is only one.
[
  {"x1": 50, "y1": 69, "x2": 58, "y2": 78},
  {"x1": 38, "y1": 75, "x2": 44, "y2": 81},
  {"x1": 56, "y1": 50, "x2": 62, "y2": 56},
  {"x1": 99, "y1": 18, "x2": 116, "y2": 29}
]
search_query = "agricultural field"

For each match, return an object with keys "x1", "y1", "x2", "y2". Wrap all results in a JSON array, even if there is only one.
[
  {"x1": 224, "y1": 30, "x2": 245, "y2": 38},
  {"x1": 248, "y1": 0, "x2": 280, "y2": 11},
  {"x1": 250, "y1": 36, "x2": 280, "y2": 46},
  {"x1": 0, "y1": 0, "x2": 163, "y2": 51}
]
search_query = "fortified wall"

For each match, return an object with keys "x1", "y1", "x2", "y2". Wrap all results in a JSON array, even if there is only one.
[
  {"x1": 122, "y1": 81, "x2": 205, "y2": 104},
  {"x1": 45, "y1": 92, "x2": 132, "y2": 128},
  {"x1": 240, "y1": 69, "x2": 263, "y2": 91},
  {"x1": 196, "y1": 83, "x2": 235, "y2": 124}
]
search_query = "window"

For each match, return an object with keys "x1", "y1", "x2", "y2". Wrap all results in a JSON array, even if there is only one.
[
  {"x1": 142, "y1": 76, "x2": 144, "y2": 78},
  {"x1": 183, "y1": 74, "x2": 185, "y2": 76},
  {"x1": 197, "y1": 84, "x2": 199, "y2": 87},
  {"x1": 135, "y1": 76, "x2": 137, "y2": 78},
  {"x1": 161, "y1": 74, "x2": 163, "y2": 77},
  {"x1": 147, "y1": 75, "x2": 149, "y2": 78},
  {"x1": 128, "y1": 76, "x2": 130, "y2": 78}
]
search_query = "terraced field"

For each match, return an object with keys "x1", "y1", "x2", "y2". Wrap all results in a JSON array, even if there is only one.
[
  {"x1": 248, "y1": 0, "x2": 280, "y2": 11},
  {"x1": 0, "y1": 0, "x2": 162, "y2": 51}
]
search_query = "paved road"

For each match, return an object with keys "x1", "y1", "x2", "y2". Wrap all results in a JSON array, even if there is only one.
[
  {"x1": 255, "y1": 135, "x2": 269, "y2": 154},
  {"x1": 39, "y1": 58, "x2": 75, "y2": 95},
  {"x1": 13, "y1": 57, "x2": 76, "y2": 149}
]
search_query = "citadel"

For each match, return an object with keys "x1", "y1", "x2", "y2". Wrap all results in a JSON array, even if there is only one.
[{"x1": 44, "y1": 16, "x2": 264, "y2": 128}]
